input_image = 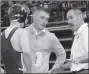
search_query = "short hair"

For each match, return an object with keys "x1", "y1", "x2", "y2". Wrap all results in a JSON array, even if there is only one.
[
  {"x1": 67, "y1": 8, "x2": 83, "y2": 16},
  {"x1": 33, "y1": 6, "x2": 50, "y2": 14},
  {"x1": 8, "y1": 4, "x2": 29, "y2": 22},
  {"x1": 8, "y1": 4, "x2": 23, "y2": 20}
]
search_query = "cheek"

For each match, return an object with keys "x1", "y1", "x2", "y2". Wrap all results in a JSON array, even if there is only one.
[
  {"x1": 38, "y1": 19, "x2": 43, "y2": 23},
  {"x1": 71, "y1": 19, "x2": 76, "y2": 24},
  {"x1": 20, "y1": 24, "x2": 24, "y2": 28},
  {"x1": 73, "y1": 20, "x2": 77, "y2": 24},
  {"x1": 36, "y1": 17, "x2": 40, "y2": 21}
]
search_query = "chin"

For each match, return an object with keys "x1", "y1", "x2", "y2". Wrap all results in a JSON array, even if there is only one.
[
  {"x1": 70, "y1": 28, "x2": 75, "y2": 31},
  {"x1": 40, "y1": 28, "x2": 44, "y2": 30},
  {"x1": 40, "y1": 26, "x2": 45, "y2": 30},
  {"x1": 72, "y1": 29, "x2": 75, "y2": 32}
]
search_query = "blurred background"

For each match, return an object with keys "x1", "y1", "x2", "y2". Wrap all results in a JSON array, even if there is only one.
[{"x1": 1, "y1": 0, "x2": 89, "y2": 71}]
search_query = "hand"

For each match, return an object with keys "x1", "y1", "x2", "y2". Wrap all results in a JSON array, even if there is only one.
[
  {"x1": 72, "y1": 59, "x2": 80, "y2": 65},
  {"x1": 48, "y1": 70, "x2": 51, "y2": 73},
  {"x1": 65, "y1": 59, "x2": 72, "y2": 63},
  {"x1": 18, "y1": 68, "x2": 26, "y2": 73},
  {"x1": 48, "y1": 69, "x2": 57, "y2": 74},
  {"x1": 60, "y1": 63, "x2": 70, "y2": 70}
]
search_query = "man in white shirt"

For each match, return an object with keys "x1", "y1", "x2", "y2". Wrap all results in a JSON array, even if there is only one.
[
  {"x1": 52, "y1": 8, "x2": 89, "y2": 74},
  {"x1": 66, "y1": 9, "x2": 88, "y2": 73},
  {"x1": 25, "y1": 7, "x2": 66, "y2": 73}
]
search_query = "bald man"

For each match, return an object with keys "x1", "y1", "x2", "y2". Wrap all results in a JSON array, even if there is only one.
[{"x1": 52, "y1": 9, "x2": 88, "y2": 74}]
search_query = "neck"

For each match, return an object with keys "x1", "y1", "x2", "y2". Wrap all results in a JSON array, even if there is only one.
[
  {"x1": 10, "y1": 20, "x2": 20, "y2": 27},
  {"x1": 76, "y1": 20, "x2": 85, "y2": 31},
  {"x1": 33, "y1": 23, "x2": 42, "y2": 33}
]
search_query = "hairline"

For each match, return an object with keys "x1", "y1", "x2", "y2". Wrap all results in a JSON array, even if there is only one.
[
  {"x1": 34, "y1": 8, "x2": 50, "y2": 15},
  {"x1": 67, "y1": 9, "x2": 83, "y2": 16}
]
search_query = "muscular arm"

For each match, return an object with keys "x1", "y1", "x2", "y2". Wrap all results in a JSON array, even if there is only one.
[
  {"x1": 51, "y1": 35, "x2": 66, "y2": 71},
  {"x1": 20, "y1": 29, "x2": 32, "y2": 73}
]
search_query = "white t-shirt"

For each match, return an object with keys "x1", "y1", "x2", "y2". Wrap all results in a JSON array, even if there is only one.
[{"x1": 70, "y1": 23, "x2": 88, "y2": 71}]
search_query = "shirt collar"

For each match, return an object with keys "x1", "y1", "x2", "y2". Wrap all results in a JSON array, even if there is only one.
[
  {"x1": 31, "y1": 24, "x2": 47, "y2": 35},
  {"x1": 74, "y1": 23, "x2": 88, "y2": 35}
]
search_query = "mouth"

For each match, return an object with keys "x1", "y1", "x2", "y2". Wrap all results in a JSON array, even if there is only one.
[
  {"x1": 68, "y1": 23, "x2": 74, "y2": 27},
  {"x1": 68, "y1": 23, "x2": 75, "y2": 30},
  {"x1": 42, "y1": 24, "x2": 46, "y2": 27}
]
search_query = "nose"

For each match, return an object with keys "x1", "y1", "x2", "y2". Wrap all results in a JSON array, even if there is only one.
[
  {"x1": 67, "y1": 19, "x2": 73, "y2": 27},
  {"x1": 43, "y1": 19, "x2": 48, "y2": 25},
  {"x1": 67, "y1": 19, "x2": 71, "y2": 24}
]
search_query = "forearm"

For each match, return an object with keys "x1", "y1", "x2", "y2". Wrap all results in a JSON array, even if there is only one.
[{"x1": 60, "y1": 62, "x2": 71, "y2": 70}]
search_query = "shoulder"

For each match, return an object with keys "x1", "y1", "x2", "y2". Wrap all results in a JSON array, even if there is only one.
[
  {"x1": 46, "y1": 31, "x2": 59, "y2": 41},
  {"x1": 16, "y1": 28, "x2": 28, "y2": 37},
  {"x1": 83, "y1": 23, "x2": 88, "y2": 31},
  {"x1": 20, "y1": 28, "x2": 29, "y2": 35},
  {"x1": 81, "y1": 24, "x2": 88, "y2": 35}
]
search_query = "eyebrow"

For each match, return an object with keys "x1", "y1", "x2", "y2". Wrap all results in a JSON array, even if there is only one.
[
  {"x1": 41, "y1": 15, "x2": 49, "y2": 18},
  {"x1": 67, "y1": 16, "x2": 73, "y2": 18}
]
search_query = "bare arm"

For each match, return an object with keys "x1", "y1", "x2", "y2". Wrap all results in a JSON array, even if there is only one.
[{"x1": 20, "y1": 29, "x2": 32, "y2": 73}]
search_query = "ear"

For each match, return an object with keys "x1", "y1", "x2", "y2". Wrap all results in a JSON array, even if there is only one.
[
  {"x1": 32, "y1": 13, "x2": 35, "y2": 21},
  {"x1": 77, "y1": 14, "x2": 83, "y2": 20},
  {"x1": 83, "y1": 12, "x2": 87, "y2": 18}
]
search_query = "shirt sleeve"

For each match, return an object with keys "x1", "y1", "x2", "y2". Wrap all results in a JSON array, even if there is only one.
[
  {"x1": 81, "y1": 26, "x2": 88, "y2": 52},
  {"x1": 51, "y1": 34, "x2": 66, "y2": 70}
]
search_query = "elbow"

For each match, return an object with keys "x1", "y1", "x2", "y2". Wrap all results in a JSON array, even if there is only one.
[
  {"x1": 23, "y1": 51, "x2": 32, "y2": 59},
  {"x1": 61, "y1": 50, "x2": 66, "y2": 63},
  {"x1": 63, "y1": 51, "x2": 66, "y2": 62},
  {"x1": 59, "y1": 51, "x2": 66, "y2": 63},
  {"x1": 62, "y1": 48, "x2": 66, "y2": 59}
]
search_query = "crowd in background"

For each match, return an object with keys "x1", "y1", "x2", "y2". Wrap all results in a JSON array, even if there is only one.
[
  {"x1": 1, "y1": 1, "x2": 89, "y2": 28},
  {"x1": 1, "y1": 1, "x2": 89, "y2": 73}
]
